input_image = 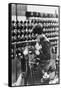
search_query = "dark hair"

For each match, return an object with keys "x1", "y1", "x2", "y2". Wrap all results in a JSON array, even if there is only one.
[{"x1": 33, "y1": 24, "x2": 43, "y2": 34}]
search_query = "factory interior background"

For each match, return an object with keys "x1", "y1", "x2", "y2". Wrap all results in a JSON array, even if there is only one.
[{"x1": 9, "y1": 3, "x2": 59, "y2": 86}]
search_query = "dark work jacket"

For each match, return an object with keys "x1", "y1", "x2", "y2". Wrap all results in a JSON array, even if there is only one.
[
  {"x1": 35, "y1": 35, "x2": 56, "y2": 72},
  {"x1": 36, "y1": 36, "x2": 51, "y2": 64}
]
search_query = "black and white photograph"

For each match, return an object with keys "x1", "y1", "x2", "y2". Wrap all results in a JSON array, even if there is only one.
[{"x1": 8, "y1": 3, "x2": 60, "y2": 87}]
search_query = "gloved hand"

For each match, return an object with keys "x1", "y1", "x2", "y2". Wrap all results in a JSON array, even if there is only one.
[
  {"x1": 41, "y1": 72, "x2": 50, "y2": 83},
  {"x1": 35, "y1": 50, "x2": 40, "y2": 55},
  {"x1": 23, "y1": 47, "x2": 28, "y2": 55},
  {"x1": 43, "y1": 72, "x2": 49, "y2": 79},
  {"x1": 35, "y1": 42, "x2": 42, "y2": 55},
  {"x1": 35, "y1": 42, "x2": 42, "y2": 50}
]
